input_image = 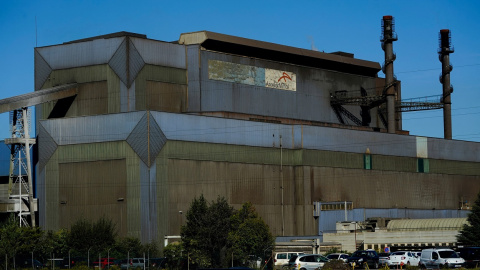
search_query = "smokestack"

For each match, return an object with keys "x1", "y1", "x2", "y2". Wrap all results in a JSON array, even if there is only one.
[
  {"x1": 439, "y1": 29, "x2": 454, "y2": 140},
  {"x1": 381, "y1": 15, "x2": 398, "y2": 134}
]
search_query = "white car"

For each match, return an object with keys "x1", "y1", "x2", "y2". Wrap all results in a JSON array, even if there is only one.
[
  {"x1": 419, "y1": 248, "x2": 465, "y2": 269},
  {"x1": 326, "y1": 253, "x2": 349, "y2": 263},
  {"x1": 386, "y1": 251, "x2": 420, "y2": 267},
  {"x1": 288, "y1": 254, "x2": 329, "y2": 270}
]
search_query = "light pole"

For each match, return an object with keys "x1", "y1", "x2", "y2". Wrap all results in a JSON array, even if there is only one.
[
  {"x1": 351, "y1": 222, "x2": 357, "y2": 251},
  {"x1": 107, "y1": 248, "x2": 112, "y2": 269},
  {"x1": 88, "y1": 247, "x2": 92, "y2": 268},
  {"x1": 68, "y1": 249, "x2": 72, "y2": 269}
]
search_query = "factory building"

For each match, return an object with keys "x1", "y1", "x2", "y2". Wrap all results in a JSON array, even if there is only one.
[{"x1": 26, "y1": 24, "x2": 480, "y2": 249}]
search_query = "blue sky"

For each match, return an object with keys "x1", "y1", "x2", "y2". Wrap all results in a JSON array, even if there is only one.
[{"x1": 0, "y1": 0, "x2": 479, "y2": 142}]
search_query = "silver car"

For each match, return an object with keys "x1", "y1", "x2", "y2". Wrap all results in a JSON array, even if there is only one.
[
  {"x1": 288, "y1": 254, "x2": 329, "y2": 270},
  {"x1": 120, "y1": 258, "x2": 145, "y2": 269}
]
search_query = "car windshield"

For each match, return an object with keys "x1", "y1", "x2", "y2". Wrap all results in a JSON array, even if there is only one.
[
  {"x1": 352, "y1": 251, "x2": 367, "y2": 257},
  {"x1": 326, "y1": 254, "x2": 337, "y2": 259},
  {"x1": 439, "y1": 250, "x2": 459, "y2": 258},
  {"x1": 391, "y1": 252, "x2": 406, "y2": 256}
]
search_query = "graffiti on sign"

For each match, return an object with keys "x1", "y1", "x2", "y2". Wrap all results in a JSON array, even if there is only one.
[{"x1": 208, "y1": 60, "x2": 296, "y2": 91}]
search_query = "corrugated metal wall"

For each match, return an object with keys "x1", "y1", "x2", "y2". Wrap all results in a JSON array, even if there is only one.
[
  {"x1": 155, "y1": 140, "x2": 480, "y2": 238},
  {"x1": 42, "y1": 141, "x2": 140, "y2": 237},
  {"x1": 196, "y1": 50, "x2": 378, "y2": 126},
  {"x1": 58, "y1": 159, "x2": 127, "y2": 234},
  {"x1": 135, "y1": 65, "x2": 187, "y2": 111}
]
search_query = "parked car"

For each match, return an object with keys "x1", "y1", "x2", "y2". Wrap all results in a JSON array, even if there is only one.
[
  {"x1": 93, "y1": 257, "x2": 116, "y2": 268},
  {"x1": 275, "y1": 252, "x2": 304, "y2": 270},
  {"x1": 386, "y1": 251, "x2": 420, "y2": 267},
  {"x1": 378, "y1": 252, "x2": 390, "y2": 266},
  {"x1": 326, "y1": 253, "x2": 349, "y2": 263},
  {"x1": 288, "y1": 254, "x2": 329, "y2": 270},
  {"x1": 347, "y1": 250, "x2": 379, "y2": 269},
  {"x1": 458, "y1": 247, "x2": 480, "y2": 268},
  {"x1": 17, "y1": 258, "x2": 45, "y2": 269},
  {"x1": 121, "y1": 258, "x2": 145, "y2": 269},
  {"x1": 419, "y1": 248, "x2": 465, "y2": 269}
]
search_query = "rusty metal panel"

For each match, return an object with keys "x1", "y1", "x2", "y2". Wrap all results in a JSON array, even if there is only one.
[
  {"x1": 36, "y1": 37, "x2": 123, "y2": 70},
  {"x1": 34, "y1": 49, "x2": 52, "y2": 91},
  {"x1": 131, "y1": 38, "x2": 186, "y2": 69},
  {"x1": 187, "y1": 45, "x2": 201, "y2": 111},
  {"x1": 40, "y1": 111, "x2": 145, "y2": 145},
  {"x1": 146, "y1": 81, "x2": 187, "y2": 112},
  {"x1": 58, "y1": 159, "x2": 127, "y2": 234}
]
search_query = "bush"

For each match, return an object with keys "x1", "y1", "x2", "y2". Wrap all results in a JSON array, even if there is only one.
[{"x1": 322, "y1": 259, "x2": 351, "y2": 270}]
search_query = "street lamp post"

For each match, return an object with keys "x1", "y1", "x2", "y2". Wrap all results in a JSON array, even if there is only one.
[
  {"x1": 107, "y1": 248, "x2": 112, "y2": 269},
  {"x1": 88, "y1": 247, "x2": 92, "y2": 268}
]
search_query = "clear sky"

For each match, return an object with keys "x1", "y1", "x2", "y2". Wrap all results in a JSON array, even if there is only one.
[{"x1": 0, "y1": 0, "x2": 479, "y2": 142}]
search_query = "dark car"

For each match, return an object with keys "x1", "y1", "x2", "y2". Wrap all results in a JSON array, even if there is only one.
[
  {"x1": 17, "y1": 258, "x2": 45, "y2": 269},
  {"x1": 347, "y1": 250, "x2": 379, "y2": 269},
  {"x1": 458, "y1": 247, "x2": 480, "y2": 268}
]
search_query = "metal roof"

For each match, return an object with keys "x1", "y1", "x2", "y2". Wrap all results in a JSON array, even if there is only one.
[
  {"x1": 387, "y1": 218, "x2": 468, "y2": 231},
  {"x1": 179, "y1": 30, "x2": 381, "y2": 77}
]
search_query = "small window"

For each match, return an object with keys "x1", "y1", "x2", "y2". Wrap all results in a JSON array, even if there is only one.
[
  {"x1": 277, "y1": 254, "x2": 287, "y2": 260},
  {"x1": 417, "y1": 158, "x2": 429, "y2": 173},
  {"x1": 364, "y1": 154, "x2": 372, "y2": 170},
  {"x1": 432, "y1": 252, "x2": 439, "y2": 260}
]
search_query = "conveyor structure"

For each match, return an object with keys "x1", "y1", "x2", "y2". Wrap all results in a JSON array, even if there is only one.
[{"x1": 0, "y1": 83, "x2": 78, "y2": 226}]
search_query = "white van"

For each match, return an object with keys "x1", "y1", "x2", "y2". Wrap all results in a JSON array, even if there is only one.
[
  {"x1": 419, "y1": 248, "x2": 465, "y2": 268},
  {"x1": 274, "y1": 252, "x2": 304, "y2": 270}
]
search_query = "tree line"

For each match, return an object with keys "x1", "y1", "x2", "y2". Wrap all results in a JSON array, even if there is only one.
[{"x1": 0, "y1": 195, "x2": 274, "y2": 270}]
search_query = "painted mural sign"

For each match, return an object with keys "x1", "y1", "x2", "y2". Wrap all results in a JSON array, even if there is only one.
[{"x1": 208, "y1": 60, "x2": 296, "y2": 91}]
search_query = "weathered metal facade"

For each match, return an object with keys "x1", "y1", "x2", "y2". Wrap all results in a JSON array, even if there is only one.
[{"x1": 33, "y1": 31, "x2": 480, "y2": 245}]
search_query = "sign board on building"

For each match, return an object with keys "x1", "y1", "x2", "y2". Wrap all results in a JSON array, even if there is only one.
[{"x1": 208, "y1": 60, "x2": 296, "y2": 91}]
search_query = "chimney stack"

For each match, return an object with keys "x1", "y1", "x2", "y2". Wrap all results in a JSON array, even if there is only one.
[
  {"x1": 439, "y1": 29, "x2": 454, "y2": 140},
  {"x1": 381, "y1": 16, "x2": 398, "y2": 134}
]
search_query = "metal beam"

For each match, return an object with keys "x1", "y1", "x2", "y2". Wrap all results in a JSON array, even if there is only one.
[{"x1": 0, "y1": 83, "x2": 78, "y2": 114}]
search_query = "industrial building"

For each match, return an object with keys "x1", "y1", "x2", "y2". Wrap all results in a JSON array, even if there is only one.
[{"x1": 0, "y1": 16, "x2": 477, "y2": 251}]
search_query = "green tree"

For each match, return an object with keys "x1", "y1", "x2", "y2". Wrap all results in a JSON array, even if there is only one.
[
  {"x1": 163, "y1": 243, "x2": 185, "y2": 270},
  {"x1": 181, "y1": 195, "x2": 234, "y2": 268},
  {"x1": 457, "y1": 191, "x2": 480, "y2": 245},
  {"x1": 228, "y1": 202, "x2": 274, "y2": 267},
  {"x1": 67, "y1": 216, "x2": 117, "y2": 256},
  {"x1": 0, "y1": 214, "x2": 44, "y2": 268}
]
